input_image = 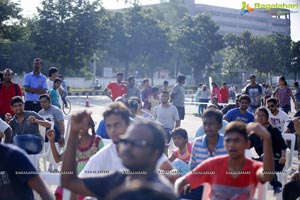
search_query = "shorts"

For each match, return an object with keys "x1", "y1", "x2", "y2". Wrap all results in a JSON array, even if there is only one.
[{"x1": 175, "y1": 106, "x2": 185, "y2": 120}]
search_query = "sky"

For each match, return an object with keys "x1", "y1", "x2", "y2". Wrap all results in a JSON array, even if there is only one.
[{"x1": 17, "y1": 0, "x2": 300, "y2": 41}]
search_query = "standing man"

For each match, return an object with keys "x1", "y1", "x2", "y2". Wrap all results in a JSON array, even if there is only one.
[
  {"x1": 153, "y1": 90, "x2": 180, "y2": 142},
  {"x1": 171, "y1": 75, "x2": 185, "y2": 126},
  {"x1": 294, "y1": 81, "x2": 300, "y2": 109},
  {"x1": 220, "y1": 82, "x2": 229, "y2": 103},
  {"x1": 0, "y1": 68, "x2": 22, "y2": 119},
  {"x1": 244, "y1": 74, "x2": 262, "y2": 114},
  {"x1": 126, "y1": 76, "x2": 140, "y2": 99},
  {"x1": 224, "y1": 94, "x2": 255, "y2": 124},
  {"x1": 103, "y1": 72, "x2": 127, "y2": 102},
  {"x1": 23, "y1": 58, "x2": 48, "y2": 112},
  {"x1": 141, "y1": 78, "x2": 152, "y2": 111}
]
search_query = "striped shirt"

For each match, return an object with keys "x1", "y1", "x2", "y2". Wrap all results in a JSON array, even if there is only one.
[{"x1": 189, "y1": 134, "x2": 227, "y2": 170}]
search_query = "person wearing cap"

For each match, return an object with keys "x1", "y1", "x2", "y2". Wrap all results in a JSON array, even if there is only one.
[
  {"x1": 0, "y1": 68, "x2": 23, "y2": 120},
  {"x1": 244, "y1": 74, "x2": 262, "y2": 114}
]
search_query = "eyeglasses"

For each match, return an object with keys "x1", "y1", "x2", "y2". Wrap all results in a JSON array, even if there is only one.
[
  {"x1": 267, "y1": 105, "x2": 276, "y2": 109},
  {"x1": 118, "y1": 138, "x2": 151, "y2": 148}
]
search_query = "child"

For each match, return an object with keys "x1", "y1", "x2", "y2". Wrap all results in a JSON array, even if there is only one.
[
  {"x1": 169, "y1": 128, "x2": 192, "y2": 176},
  {"x1": 49, "y1": 78, "x2": 62, "y2": 109},
  {"x1": 150, "y1": 87, "x2": 160, "y2": 112},
  {"x1": 46, "y1": 117, "x2": 104, "y2": 200}
]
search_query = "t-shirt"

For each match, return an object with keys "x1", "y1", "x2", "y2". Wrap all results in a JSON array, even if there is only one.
[
  {"x1": 49, "y1": 89, "x2": 61, "y2": 108},
  {"x1": 82, "y1": 171, "x2": 174, "y2": 199},
  {"x1": 79, "y1": 143, "x2": 168, "y2": 177},
  {"x1": 245, "y1": 84, "x2": 262, "y2": 107},
  {"x1": 0, "y1": 144, "x2": 37, "y2": 200},
  {"x1": 107, "y1": 82, "x2": 127, "y2": 101},
  {"x1": 268, "y1": 109, "x2": 289, "y2": 132},
  {"x1": 172, "y1": 142, "x2": 193, "y2": 163},
  {"x1": 220, "y1": 88, "x2": 229, "y2": 103},
  {"x1": 224, "y1": 108, "x2": 255, "y2": 124},
  {"x1": 185, "y1": 155, "x2": 263, "y2": 200},
  {"x1": 9, "y1": 111, "x2": 45, "y2": 138},
  {"x1": 38, "y1": 105, "x2": 64, "y2": 134},
  {"x1": 171, "y1": 84, "x2": 185, "y2": 107},
  {"x1": 275, "y1": 86, "x2": 292, "y2": 107},
  {"x1": 126, "y1": 86, "x2": 140, "y2": 99},
  {"x1": 153, "y1": 104, "x2": 179, "y2": 129},
  {"x1": 0, "y1": 81, "x2": 22, "y2": 115}
]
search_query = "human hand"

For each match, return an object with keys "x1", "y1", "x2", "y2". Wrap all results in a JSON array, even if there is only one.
[
  {"x1": 278, "y1": 156, "x2": 286, "y2": 165},
  {"x1": 247, "y1": 122, "x2": 270, "y2": 139},
  {"x1": 58, "y1": 137, "x2": 65, "y2": 147},
  {"x1": 46, "y1": 129, "x2": 56, "y2": 142},
  {"x1": 27, "y1": 116, "x2": 37, "y2": 123},
  {"x1": 70, "y1": 111, "x2": 91, "y2": 136},
  {"x1": 0, "y1": 132, "x2": 4, "y2": 138}
]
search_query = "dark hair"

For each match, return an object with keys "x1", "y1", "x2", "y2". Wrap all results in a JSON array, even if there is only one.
[
  {"x1": 10, "y1": 96, "x2": 24, "y2": 106},
  {"x1": 53, "y1": 77, "x2": 62, "y2": 84},
  {"x1": 3, "y1": 68, "x2": 13, "y2": 74},
  {"x1": 279, "y1": 76, "x2": 285, "y2": 82},
  {"x1": 33, "y1": 58, "x2": 42, "y2": 64},
  {"x1": 239, "y1": 94, "x2": 251, "y2": 103},
  {"x1": 266, "y1": 97, "x2": 278, "y2": 105},
  {"x1": 177, "y1": 75, "x2": 185, "y2": 83},
  {"x1": 255, "y1": 107, "x2": 269, "y2": 120},
  {"x1": 128, "y1": 76, "x2": 134, "y2": 82},
  {"x1": 223, "y1": 82, "x2": 227, "y2": 86},
  {"x1": 225, "y1": 121, "x2": 248, "y2": 141},
  {"x1": 161, "y1": 90, "x2": 169, "y2": 96},
  {"x1": 171, "y1": 128, "x2": 188, "y2": 139},
  {"x1": 103, "y1": 102, "x2": 131, "y2": 125},
  {"x1": 134, "y1": 121, "x2": 165, "y2": 158},
  {"x1": 129, "y1": 99, "x2": 139, "y2": 115},
  {"x1": 129, "y1": 96, "x2": 141, "y2": 104},
  {"x1": 142, "y1": 78, "x2": 149, "y2": 85},
  {"x1": 48, "y1": 67, "x2": 58, "y2": 77},
  {"x1": 89, "y1": 117, "x2": 96, "y2": 135},
  {"x1": 116, "y1": 72, "x2": 123, "y2": 77},
  {"x1": 294, "y1": 81, "x2": 299, "y2": 87},
  {"x1": 151, "y1": 86, "x2": 159, "y2": 93},
  {"x1": 115, "y1": 96, "x2": 129, "y2": 108},
  {"x1": 39, "y1": 94, "x2": 51, "y2": 102},
  {"x1": 249, "y1": 74, "x2": 256, "y2": 79},
  {"x1": 202, "y1": 109, "x2": 223, "y2": 125},
  {"x1": 163, "y1": 80, "x2": 168, "y2": 85}
]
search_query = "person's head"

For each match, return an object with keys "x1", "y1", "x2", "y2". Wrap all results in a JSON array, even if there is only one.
[
  {"x1": 119, "y1": 120, "x2": 165, "y2": 171},
  {"x1": 116, "y1": 72, "x2": 123, "y2": 83},
  {"x1": 171, "y1": 128, "x2": 188, "y2": 148},
  {"x1": 142, "y1": 78, "x2": 150, "y2": 88},
  {"x1": 128, "y1": 76, "x2": 135, "y2": 86},
  {"x1": 106, "y1": 180, "x2": 179, "y2": 200},
  {"x1": 10, "y1": 96, "x2": 25, "y2": 114},
  {"x1": 160, "y1": 90, "x2": 169, "y2": 104},
  {"x1": 224, "y1": 121, "x2": 250, "y2": 159},
  {"x1": 115, "y1": 96, "x2": 129, "y2": 108},
  {"x1": 198, "y1": 83, "x2": 203, "y2": 88},
  {"x1": 294, "y1": 81, "x2": 299, "y2": 88},
  {"x1": 53, "y1": 78, "x2": 62, "y2": 89},
  {"x1": 151, "y1": 87, "x2": 159, "y2": 97},
  {"x1": 202, "y1": 85, "x2": 207, "y2": 91},
  {"x1": 279, "y1": 76, "x2": 286, "y2": 86},
  {"x1": 255, "y1": 107, "x2": 269, "y2": 126},
  {"x1": 249, "y1": 74, "x2": 256, "y2": 84},
  {"x1": 130, "y1": 96, "x2": 142, "y2": 111},
  {"x1": 202, "y1": 109, "x2": 223, "y2": 137},
  {"x1": 103, "y1": 102, "x2": 131, "y2": 142},
  {"x1": 48, "y1": 67, "x2": 58, "y2": 78},
  {"x1": 129, "y1": 99, "x2": 139, "y2": 118},
  {"x1": 223, "y1": 82, "x2": 227, "y2": 88},
  {"x1": 211, "y1": 97, "x2": 218, "y2": 105},
  {"x1": 238, "y1": 94, "x2": 251, "y2": 111},
  {"x1": 163, "y1": 80, "x2": 169, "y2": 87},
  {"x1": 33, "y1": 58, "x2": 42, "y2": 73},
  {"x1": 177, "y1": 75, "x2": 185, "y2": 85},
  {"x1": 266, "y1": 97, "x2": 278, "y2": 114},
  {"x1": 212, "y1": 82, "x2": 217, "y2": 87},
  {"x1": 2, "y1": 68, "x2": 13, "y2": 82},
  {"x1": 235, "y1": 94, "x2": 241, "y2": 107},
  {"x1": 39, "y1": 94, "x2": 52, "y2": 110}
]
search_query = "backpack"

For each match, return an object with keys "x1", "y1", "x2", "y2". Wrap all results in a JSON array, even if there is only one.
[{"x1": 0, "y1": 82, "x2": 20, "y2": 96}]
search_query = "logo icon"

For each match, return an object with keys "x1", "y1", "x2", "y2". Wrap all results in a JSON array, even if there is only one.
[{"x1": 241, "y1": 2, "x2": 254, "y2": 15}]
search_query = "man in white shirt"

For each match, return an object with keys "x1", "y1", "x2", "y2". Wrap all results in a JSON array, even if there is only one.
[{"x1": 266, "y1": 97, "x2": 289, "y2": 132}]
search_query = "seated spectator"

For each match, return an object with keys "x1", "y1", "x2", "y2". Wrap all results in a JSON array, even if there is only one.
[
  {"x1": 130, "y1": 96, "x2": 153, "y2": 120},
  {"x1": 169, "y1": 128, "x2": 192, "y2": 176},
  {"x1": 0, "y1": 143, "x2": 54, "y2": 199},
  {"x1": 61, "y1": 114, "x2": 175, "y2": 199},
  {"x1": 211, "y1": 96, "x2": 223, "y2": 110},
  {"x1": 175, "y1": 121, "x2": 274, "y2": 199},
  {"x1": 221, "y1": 94, "x2": 241, "y2": 115},
  {"x1": 224, "y1": 94, "x2": 254, "y2": 124},
  {"x1": 0, "y1": 118, "x2": 12, "y2": 143},
  {"x1": 266, "y1": 97, "x2": 289, "y2": 132},
  {"x1": 9, "y1": 96, "x2": 51, "y2": 154}
]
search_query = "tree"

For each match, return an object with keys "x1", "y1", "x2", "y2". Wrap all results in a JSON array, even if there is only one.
[
  {"x1": 291, "y1": 40, "x2": 300, "y2": 81},
  {"x1": 175, "y1": 14, "x2": 224, "y2": 84}
]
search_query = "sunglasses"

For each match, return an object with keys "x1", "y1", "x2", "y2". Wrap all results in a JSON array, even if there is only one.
[{"x1": 118, "y1": 138, "x2": 151, "y2": 148}]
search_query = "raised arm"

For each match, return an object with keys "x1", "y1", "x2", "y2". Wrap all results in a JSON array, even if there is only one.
[
  {"x1": 27, "y1": 175, "x2": 54, "y2": 200},
  {"x1": 61, "y1": 111, "x2": 95, "y2": 197},
  {"x1": 46, "y1": 129, "x2": 62, "y2": 163}
]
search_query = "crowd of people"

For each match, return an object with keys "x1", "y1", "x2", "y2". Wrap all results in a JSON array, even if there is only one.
[{"x1": 0, "y1": 58, "x2": 300, "y2": 200}]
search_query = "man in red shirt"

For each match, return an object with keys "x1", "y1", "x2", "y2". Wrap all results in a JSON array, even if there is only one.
[
  {"x1": 0, "y1": 68, "x2": 22, "y2": 120},
  {"x1": 103, "y1": 72, "x2": 127, "y2": 101},
  {"x1": 220, "y1": 82, "x2": 229, "y2": 103}
]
